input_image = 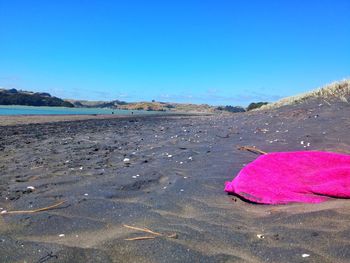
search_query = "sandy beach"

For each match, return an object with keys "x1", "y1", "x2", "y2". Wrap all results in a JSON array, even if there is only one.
[{"x1": 1, "y1": 99, "x2": 350, "y2": 262}]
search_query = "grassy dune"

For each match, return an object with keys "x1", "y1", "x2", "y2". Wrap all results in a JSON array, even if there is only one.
[{"x1": 259, "y1": 79, "x2": 350, "y2": 110}]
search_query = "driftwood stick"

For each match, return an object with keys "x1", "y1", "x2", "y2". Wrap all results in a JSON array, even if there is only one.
[
  {"x1": 123, "y1": 224, "x2": 162, "y2": 236},
  {"x1": 1, "y1": 200, "x2": 66, "y2": 215},
  {"x1": 125, "y1": 236, "x2": 156, "y2": 241},
  {"x1": 123, "y1": 224, "x2": 178, "y2": 241},
  {"x1": 237, "y1": 146, "x2": 267, "y2": 155}
]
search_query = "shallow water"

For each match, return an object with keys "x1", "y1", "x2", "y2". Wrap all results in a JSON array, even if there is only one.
[{"x1": 0, "y1": 105, "x2": 158, "y2": 115}]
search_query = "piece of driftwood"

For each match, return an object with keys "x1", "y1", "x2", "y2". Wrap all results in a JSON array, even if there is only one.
[
  {"x1": 237, "y1": 146, "x2": 267, "y2": 155},
  {"x1": 1, "y1": 200, "x2": 66, "y2": 215},
  {"x1": 123, "y1": 224, "x2": 177, "y2": 241},
  {"x1": 125, "y1": 236, "x2": 156, "y2": 241}
]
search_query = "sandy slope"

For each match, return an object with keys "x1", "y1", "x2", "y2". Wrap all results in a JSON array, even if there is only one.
[{"x1": 0, "y1": 99, "x2": 350, "y2": 262}]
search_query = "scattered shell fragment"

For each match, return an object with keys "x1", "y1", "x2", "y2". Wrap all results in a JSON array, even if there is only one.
[
  {"x1": 256, "y1": 234, "x2": 264, "y2": 239},
  {"x1": 302, "y1": 254, "x2": 310, "y2": 258},
  {"x1": 27, "y1": 186, "x2": 35, "y2": 190},
  {"x1": 58, "y1": 234, "x2": 65, "y2": 237}
]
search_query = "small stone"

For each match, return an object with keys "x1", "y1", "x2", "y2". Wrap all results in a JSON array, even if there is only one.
[
  {"x1": 84, "y1": 193, "x2": 88, "y2": 196},
  {"x1": 132, "y1": 176, "x2": 137, "y2": 179},
  {"x1": 123, "y1": 158, "x2": 130, "y2": 163},
  {"x1": 168, "y1": 155, "x2": 173, "y2": 158},
  {"x1": 180, "y1": 189, "x2": 184, "y2": 192}
]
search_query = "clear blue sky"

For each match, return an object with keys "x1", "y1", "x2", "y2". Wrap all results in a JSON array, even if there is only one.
[{"x1": 0, "y1": 0, "x2": 349, "y2": 106}]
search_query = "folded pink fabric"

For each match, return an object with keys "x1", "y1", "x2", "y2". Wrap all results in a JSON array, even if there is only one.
[{"x1": 225, "y1": 151, "x2": 350, "y2": 204}]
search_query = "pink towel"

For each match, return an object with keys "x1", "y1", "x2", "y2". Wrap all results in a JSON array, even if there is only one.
[{"x1": 225, "y1": 151, "x2": 350, "y2": 204}]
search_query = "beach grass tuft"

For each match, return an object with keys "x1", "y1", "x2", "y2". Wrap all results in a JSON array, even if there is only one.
[{"x1": 258, "y1": 79, "x2": 350, "y2": 110}]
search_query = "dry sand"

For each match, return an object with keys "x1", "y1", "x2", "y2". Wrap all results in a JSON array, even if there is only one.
[{"x1": 0, "y1": 99, "x2": 350, "y2": 262}]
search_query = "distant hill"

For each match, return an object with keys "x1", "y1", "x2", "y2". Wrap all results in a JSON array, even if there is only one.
[
  {"x1": 1, "y1": 88, "x2": 269, "y2": 113},
  {"x1": 68, "y1": 98, "x2": 253, "y2": 113},
  {"x1": 258, "y1": 79, "x2": 350, "y2": 110},
  {"x1": 66, "y1": 99, "x2": 128, "y2": 108},
  {"x1": 68, "y1": 99, "x2": 219, "y2": 113},
  {"x1": 0, "y1": 89, "x2": 74, "y2": 107}
]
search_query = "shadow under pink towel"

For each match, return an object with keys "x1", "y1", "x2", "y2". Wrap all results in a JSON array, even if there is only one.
[{"x1": 225, "y1": 151, "x2": 350, "y2": 204}]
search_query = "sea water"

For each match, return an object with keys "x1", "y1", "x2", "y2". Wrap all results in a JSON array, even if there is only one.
[{"x1": 0, "y1": 105, "x2": 158, "y2": 115}]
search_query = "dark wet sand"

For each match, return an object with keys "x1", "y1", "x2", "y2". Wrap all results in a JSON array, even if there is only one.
[{"x1": 1, "y1": 99, "x2": 350, "y2": 262}]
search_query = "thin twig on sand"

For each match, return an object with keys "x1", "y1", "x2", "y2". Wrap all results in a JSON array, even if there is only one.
[
  {"x1": 1, "y1": 200, "x2": 66, "y2": 215},
  {"x1": 123, "y1": 224, "x2": 177, "y2": 241},
  {"x1": 123, "y1": 224, "x2": 162, "y2": 236},
  {"x1": 237, "y1": 146, "x2": 267, "y2": 155},
  {"x1": 125, "y1": 236, "x2": 156, "y2": 241}
]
